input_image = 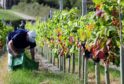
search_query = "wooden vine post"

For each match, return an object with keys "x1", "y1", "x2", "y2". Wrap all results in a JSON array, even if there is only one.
[
  {"x1": 104, "y1": 63, "x2": 110, "y2": 84},
  {"x1": 44, "y1": 44, "x2": 46, "y2": 58},
  {"x1": 58, "y1": 0, "x2": 64, "y2": 71},
  {"x1": 49, "y1": 9, "x2": 52, "y2": 19},
  {"x1": 47, "y1": 47, "x2": 50, "y2": 61},
  {"x1": 57, "y1": 47, "x2": 59, "y2": 68},
  {"x1": 49, "y1": 2, "x2": 53, "y2": 63},
  {"x1": 59, "y1": 55, "x2": 64, "y2": 71},
  {"x1": 82, "y1": 47, "x2": 85, "y2": 82},
  {"x1": 52, "y1": 49, "x2": 55, "y2": 65},
  {"x1": 63, "y1": 55, "x2": 66, "y2": 72},
  {"x1": 50, "y1": 48, "x2": 52, "y2": 63},
  {"x1": 57, "y1": 57, "x2": 59, "y2": 68},
  {"x1": 78, "y1": 47, "x2": 81, "y2": 78},
  {"x1": 95, "y1": 61, "x2": 100, "y2": 84},
  {"x1": 82, "y1": 0, "x2": 87, "y2": 82},
  {"x1": 118, "y1": 0, "x2": 124, "y2": 84},
  {"x1": 45, "y1": 45, "x2": 46, "y2": 58},
  {"x1": 68, "y1": 54, "x2": 71, "y2": 73},
  {"x1": 72, "y1": 53, "x2": 75, "y2": 73},
  {"x1": 59, "y1": 48, "x2": 64, "y2": 71},
  {"x1": 82, "y1": 0, "x2": 87, "y2": 16},
  {"x1": 42, "y1": 45, "x2": 44, "y2": 56},
  {"x1": 41, "y1": 46, "x2": 43, "y2": 56},
  {"x1": 45, "y1": 45, "x2": 46, "y2": 59},
  {"x1": 84, "y1": 57, "x2": 88, "y2": 84},
  {"x1": 59, "y1": 0, "x2": 63, "y2": 11},
  {"x1": 48, "y1": 47, "x2": 50, "y2": 62},
  {"x1": 46, "y1": 45, "x2": 49, "y2": 60}
]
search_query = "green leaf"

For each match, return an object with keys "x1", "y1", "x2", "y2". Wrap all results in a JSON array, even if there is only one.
[
  {"x1": 92, "y1": 0, "x2": 105, "y2": 4},
  {"x1": 77, "y1": 28, "x2": 86, "y2": 41},
  {"x1": 86, "y1": 30, "x2": 91, "y2": 39},
  {"x1": 99, "y1": 38, "x2": 107, "y2": 48},
  {"x1": 70, "y1": 45, "x2": 75, "y2": 53},
  {"x1": 120, "y1": 1, "x2": 124, "y2": 6},
  {"x1": 53, "y1": 48, "x2": 58, "y2": 54},
  {"x1": 116, "y1": 40, "x2": 120, "y2": 48},
  {"x1": 106, "y1": 26, "x2": 116, "y2": 37}
]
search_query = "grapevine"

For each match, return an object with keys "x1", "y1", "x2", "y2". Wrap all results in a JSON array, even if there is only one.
[{"x1": 26, "y1": 0, "x2": 124, "y2": 66}]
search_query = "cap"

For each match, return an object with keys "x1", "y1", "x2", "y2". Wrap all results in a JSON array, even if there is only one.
[{"x1": 27, "y1": 31, "x2": 36, "y2": 43}]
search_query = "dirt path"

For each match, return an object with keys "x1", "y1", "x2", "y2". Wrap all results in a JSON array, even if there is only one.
[
  {"x1": 11, "y1": 11, "x2": 36, "y2": 20},
  {"x1": 35, "y1": 52, "x2": 60, "y2": 73},
  {"x1": 0, "y1": 53, "x2": 8, "y2": 84}
]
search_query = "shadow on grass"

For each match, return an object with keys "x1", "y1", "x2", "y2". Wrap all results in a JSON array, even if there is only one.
[{"x1": 42, "y1": 71, "x2": 64, "y2": 80}]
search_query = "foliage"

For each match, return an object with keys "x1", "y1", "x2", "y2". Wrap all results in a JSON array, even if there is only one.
[
  {"x1": 0, "y1": 9, "x2": 21, "y2": 50},
  {"x1": 26, "y1": 0, "x2": 124, "y2": 66},
  {"x1": 0, "y1": 21, "x2": 13, "y2": 49}
]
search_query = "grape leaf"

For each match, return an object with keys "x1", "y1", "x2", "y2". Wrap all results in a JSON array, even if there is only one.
[
  {"x1": 92, "y1": 0, "x2": 105, "y2": 4},
  {"x1": 77, "y1": 28, "x2": 86, "y2": 41},
  {"x1": 120, "y1": 0, "x2": 124, "y2": 6}
]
